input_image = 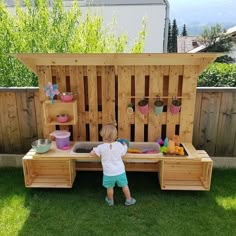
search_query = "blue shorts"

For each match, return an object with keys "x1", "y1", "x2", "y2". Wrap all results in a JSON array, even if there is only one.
[{"x1": 103, "y1": 172, "x2": 128, "y2": 188}]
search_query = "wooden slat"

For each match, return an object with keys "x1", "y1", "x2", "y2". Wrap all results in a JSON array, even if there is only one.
[
  {"x1": 180, "y1": 66, "x2": 199, "y2": 142},
  {"x1": 101, "y1": 66, "x2": 116, "y2": 124},
  {"x1": 0, "y1": 93, "x2": 5, "y2": 152},
  {"x1": 68, "y1": 66, "x2": 79, "y2": 141},
  {"x1": 55, "y1": 66, "x2": 69, "y2": 131},
  {"x1": 198, "y1": 92, "x2": 221, "y2": 156},
  {"x1": 37, "y1": 65, "x2": 55, "y2": 139},
  {"x1": 72, "y1": 66, "x2": 86, "y2": 140},
  {"x1": 0, "y1": 92, "x2": 21, "y2": 153},
  {"x1": 135, "y1": 66, "x2": 147, "y2": 141},
  {"x1": 193, "y1": 92, "x2": 202, "y2": 149},
  {"x1": 148, "y1": 66, "x2": 163, "y2": 141},
  {"x1": 87, "y1": 66, "x2": 98, "y2": 140},
  {"x1": 34, "y1": 91, "x2": 43, "y2": 139},
  {"x1": 162, "y1": 180, "x2": 207, "y2": 190},
  {"x1": 118, "y1": 66, "x2": 132, "y2": 139},
  {"x1": 13, "y1": 53, "x2": 221, "y2": 74},
  {"x1": 166, "y1": 66, "x2": 182, "y2": 138},
  {"x1": 215, "y1": 91, "x2": 236, "y2": 156},
  {"x1": 16, "y1": 91, "x2": 38, "y2": 152}
]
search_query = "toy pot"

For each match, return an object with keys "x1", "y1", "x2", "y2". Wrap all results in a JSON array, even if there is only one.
[
  {"x1": 170, "y1": 99, "x2": 181, "y2": 114},
  {"x1": 138, "y1": 99, "x2": 149, "y2": 115},
  {"x1": 154, "y1": 100, "x2": 164, "y2": 115},
  {"x1": 50, "y1": 130, "x2": 70, "y2": 149},
  {"x1": 60, "y1": 92, "x2": 76, "y2": 102},
  {"x1": 56, "y1": 114, "x2": 69, "y2": 123}
]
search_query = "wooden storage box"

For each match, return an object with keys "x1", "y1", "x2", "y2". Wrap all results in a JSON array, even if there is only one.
[
  {"x1": 22, "y1": 158, "x2": 75, "y2": 188},
  {"x1": 160, "y1": 159, "x2": 212, "y2": 191}
]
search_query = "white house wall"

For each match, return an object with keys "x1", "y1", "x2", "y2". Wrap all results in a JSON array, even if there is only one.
[{"x1": 80, "y1": 5, "x2": 166, "y2": 52}]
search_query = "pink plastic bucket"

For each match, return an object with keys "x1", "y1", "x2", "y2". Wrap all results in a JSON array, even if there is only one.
[{"x1": 51, "y1": 131, "x2": 70, "y2": 149}]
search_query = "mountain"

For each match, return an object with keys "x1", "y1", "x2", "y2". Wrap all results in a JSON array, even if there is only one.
[{"x1": 168, "y1": 0, "x2": 236, "y2": 35}]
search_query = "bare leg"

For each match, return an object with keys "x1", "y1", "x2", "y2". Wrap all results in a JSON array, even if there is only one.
[
  {"x1": 122, "y1": 185, "x2": 132, "y2": 200},
  {"x1": 107, "y1": 188, "x2": 114, "y2": 200}
]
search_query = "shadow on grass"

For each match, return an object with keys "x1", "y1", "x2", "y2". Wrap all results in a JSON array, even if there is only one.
[{"x1": 0, "y1": 168, "x2": 236, "y2": 236}]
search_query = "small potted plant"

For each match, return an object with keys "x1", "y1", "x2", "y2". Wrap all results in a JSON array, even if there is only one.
[
  {"x1": 154, "y1": 99, "x2": 164, "y2": 115},
  {"x1": 170, "y1": 98, "x2": 181, "y2": 114},
  {"x1": 138, "y1": 99, "x2": 149, "y2": 115},
  {"x1": 127, "y1": 103, "x2": 134, "y2": 114}
]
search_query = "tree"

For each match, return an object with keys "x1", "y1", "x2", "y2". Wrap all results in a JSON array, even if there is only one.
[
  {"x1": 167, "y1": 22, "x2": 172, "y2": 52},
  {"x1": 198, "y1": 24, "x2": 234, "y2": 63},
  {"x1": 0, "y1": 0, "x2": 146, "y2": 86},
  {"x1": 171, "y1": 19, "x2": 179, "y2": 52},
  {"x1": 181, "y1": 24, "x2": 187, "y2": 36},
  {"x1": 167, "y1": 19, "x2": 179, "y2": 52}
]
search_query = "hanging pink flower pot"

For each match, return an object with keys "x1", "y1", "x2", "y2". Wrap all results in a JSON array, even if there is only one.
[
  {"x1": 169, "y1": 99, "x2": 181, "y2": 114},
  {"x1": 138, "y1": 99, "x2": 149, "y2": 115}
]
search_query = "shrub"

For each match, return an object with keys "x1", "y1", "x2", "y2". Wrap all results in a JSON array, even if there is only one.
[{"x1": 198, "y1": 63, "x2": 236, "y2": 87}]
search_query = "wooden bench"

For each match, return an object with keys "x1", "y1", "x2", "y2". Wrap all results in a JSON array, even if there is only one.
[{"x1": 14, "y1": 53, "x2": 219, "y2": 191}]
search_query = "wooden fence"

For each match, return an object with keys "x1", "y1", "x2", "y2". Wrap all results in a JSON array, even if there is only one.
[{"x1": 0, "y1": 87, "x2": 236, "y2": 156}]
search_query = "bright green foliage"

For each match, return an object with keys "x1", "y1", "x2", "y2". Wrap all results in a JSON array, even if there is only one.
[
  {"x1": 0, "y1": 0, "x2": 146, "y2": 87},
  {"x1": 198, "y1": 63, "x2": 236, "y2": 87}
]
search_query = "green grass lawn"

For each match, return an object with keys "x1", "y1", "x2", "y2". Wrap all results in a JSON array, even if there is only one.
[{"x1": 0, "y1": 168, "x2": 236, "y2": 236}]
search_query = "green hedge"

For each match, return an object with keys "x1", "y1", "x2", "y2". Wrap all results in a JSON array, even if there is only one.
[{"x1": 198, "y1": 63, "x2": 236, "y2": 87}]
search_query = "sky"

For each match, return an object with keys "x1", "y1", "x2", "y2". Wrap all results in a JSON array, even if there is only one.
[{"x1": 168, "y1": 0, "x2": 236, "y2": 26}]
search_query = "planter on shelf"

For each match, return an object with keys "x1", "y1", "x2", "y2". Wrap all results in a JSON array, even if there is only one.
[
  {"x1": 138, "y1": 99, "x2": 149, "y2": 115},
  {"x1": 154, "y1": 99, "x2": 164, "y2": 115},
  {"x1": 127, "y1": 104, "x2": 134, "y2": 114},
  {"x1": 169, "y1": 99, "x2": 181, "y2": 114}
]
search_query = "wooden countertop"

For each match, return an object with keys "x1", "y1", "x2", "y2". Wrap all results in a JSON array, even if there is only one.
[{"x1": 23, "y1": 142, "x2": 211, "y2": 163}]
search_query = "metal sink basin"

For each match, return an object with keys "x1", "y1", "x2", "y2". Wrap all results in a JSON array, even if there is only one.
[
  {"x1": 71, "y1": 141, "x2": 161, "y2": 154},
  {"x1": 71, "y1": 142, "x2": 102, "y2": 154}
]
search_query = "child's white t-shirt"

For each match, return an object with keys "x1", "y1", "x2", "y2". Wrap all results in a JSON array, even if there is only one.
[{"x1": 93, "y1": 142, "x2": 127, "y2": 176}]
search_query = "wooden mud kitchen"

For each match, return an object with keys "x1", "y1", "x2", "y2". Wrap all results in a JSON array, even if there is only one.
[{"x1": 15, "y1": 53, "x2": 219, "y2": 190}]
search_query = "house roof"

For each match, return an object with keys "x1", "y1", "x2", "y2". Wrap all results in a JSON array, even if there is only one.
[
  {"x1": 188, "y1": 25, "x2": 236, "y2": 53},
  {"x1": 177, "y1": 36, "x2": 200, "y2": 53}
]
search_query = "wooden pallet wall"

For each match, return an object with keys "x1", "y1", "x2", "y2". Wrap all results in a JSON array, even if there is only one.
[
  {"x1": 37, "y1": 64, "x2": 199, "y2": 143},
  {"x1": 1, "y1": 88, "x2": 235, "y2": 156}
]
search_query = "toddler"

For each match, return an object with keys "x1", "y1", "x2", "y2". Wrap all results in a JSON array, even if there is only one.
[{"x1": 90, "y1": 122, "x2": 136, "y2": 206}]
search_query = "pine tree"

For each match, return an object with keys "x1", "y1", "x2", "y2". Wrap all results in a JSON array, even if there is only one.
[
  {"x1": 167, "y1": 22, "x2": 172, "y2": 52},
  {"x1": 171, "y1": 19, "x2": 179, "y2": 52},
  {"x1": 181, "y1": 24, "x2": 187, "y2": 36}
]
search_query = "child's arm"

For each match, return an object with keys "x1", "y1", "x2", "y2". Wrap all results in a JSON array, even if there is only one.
[
  {"x1": 90, "y1": 150, "x2": 97, "y2": 156},
  {"x1": 121, "y1": 143, "x2": 128, "y2": 156}
]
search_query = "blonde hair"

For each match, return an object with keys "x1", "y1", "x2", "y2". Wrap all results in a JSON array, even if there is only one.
[{"x1": 100, "y1": 121, "x2": 117, "y2": 142}]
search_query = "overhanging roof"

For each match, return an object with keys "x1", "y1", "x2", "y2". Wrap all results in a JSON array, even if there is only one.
[{"x1": 12, "y1": 53, "x2": 222, "y2": 74}]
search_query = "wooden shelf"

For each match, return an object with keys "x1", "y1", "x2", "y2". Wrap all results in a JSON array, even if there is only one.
[
  {"x1": 26, "y1": 176, "x2": 72, "y2": 188},
  {"x1": 43, "y1": 100, "x2": 78, "y2": 126},
  {"x1": 161, "y1": 180, "x2": 207, "y2": 191},
  {"x1": 22, "y1": 158, "x2": 76, "y2": 188}
]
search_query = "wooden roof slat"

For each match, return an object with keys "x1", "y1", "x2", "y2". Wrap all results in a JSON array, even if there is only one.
[{"x1": 12, "y1": 53, "x2": 222, "y2": 74}]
